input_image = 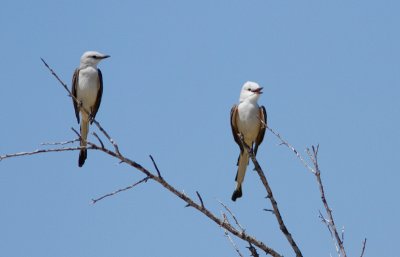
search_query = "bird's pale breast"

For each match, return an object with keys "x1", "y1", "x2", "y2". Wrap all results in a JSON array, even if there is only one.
[
  {"x1": 77, "y1": 67, "x2": 99, "y2": 111},
  {"x1": 237, "y1": 102, "x2": 261, "y2": 143}
]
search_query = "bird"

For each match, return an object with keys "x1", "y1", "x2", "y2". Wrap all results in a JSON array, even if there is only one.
[
  {"x1": 230, "y1": 81, "x2": 267, "y2": 201},
  {"x1": 71, "y1": 51, "x2": 110, "y2": 167}
]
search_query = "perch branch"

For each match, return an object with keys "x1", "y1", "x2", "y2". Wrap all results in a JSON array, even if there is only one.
[{"x1": 239, "y1": 135, "x2": 303, "y2": 257}]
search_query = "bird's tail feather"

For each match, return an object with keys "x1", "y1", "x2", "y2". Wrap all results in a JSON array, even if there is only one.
[
  {"x1": 232, "y1": 152, "x2": 249, "y2": 201},
  {"x1": 78, "y1": 119, "x2": 89, "y2": 167}
]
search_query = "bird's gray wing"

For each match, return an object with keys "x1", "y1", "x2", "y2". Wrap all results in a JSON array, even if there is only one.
[
  {"x1": 254, "y1": 105, "x2": 267, "y2": 155},
  {"x1": 71, "y1": 68, "x2": 80, "y2": 124},
  {"x1": 90, "y1": 68, "x2": 103, "y2": 124}
]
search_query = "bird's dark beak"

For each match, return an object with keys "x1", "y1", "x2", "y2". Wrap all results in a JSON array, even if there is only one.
[
  {"x1": 101, "y1": 55, "x2": 111, "y2": 59},
  {"x1": 252, "y1": 87, "x2": 263, "y2": 94}
]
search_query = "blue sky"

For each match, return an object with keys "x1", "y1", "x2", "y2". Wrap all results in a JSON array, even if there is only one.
[{"x1": 1, "y1": 1, "x2": 399, "y2": 256}]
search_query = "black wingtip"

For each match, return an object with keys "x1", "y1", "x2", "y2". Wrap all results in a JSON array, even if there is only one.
[
  {"x1": 78, "y1": 149, "x2": 87, "y2": 167},
  {"x1": 231, "y1": 187, "x2": 243, "y2": 202}
]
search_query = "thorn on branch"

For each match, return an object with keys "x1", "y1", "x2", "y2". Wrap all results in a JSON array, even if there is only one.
[
  {"x1": 196, "y1": 191, "x2": 205, "y2": 209},
  {"x1": 247, "y1": 243, "x2": 260, "y2": 257},
  {"x1": 149, "y1": 155, "x2": 162, "y2": 179},
  {"x1": 263, "y1": 209, "x2": 274, "y2": 214}
]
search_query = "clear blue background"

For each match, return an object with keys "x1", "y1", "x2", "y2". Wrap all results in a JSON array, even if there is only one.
[{"x1": 1, "y1": 1, "x2": 399, "y2": 256}]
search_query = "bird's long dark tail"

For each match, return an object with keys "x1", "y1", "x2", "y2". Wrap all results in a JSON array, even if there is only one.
[
  {"x1": 231, "y1": 151, "x2": 249, "y2": 201},
  {"x1": 78, "y1": 119, "x2": 89, "y2": 167}
]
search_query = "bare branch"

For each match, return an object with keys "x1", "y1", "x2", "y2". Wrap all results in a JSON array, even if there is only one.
[
  {"x1": 92, "y1": 176, "x2": 150, "y2": 204},
  {"x1": 93, "y1": 145, "x2": 282, "y2": 256},
  {"x1": 319, "y1": 210, "x2": 340, "y2": 256},
  {"x1": 3, "y1": 63, "x2": 298, "y2": 257},
  {"x1": 238, "y1": 135, "x2": 303, "y2": 257}
]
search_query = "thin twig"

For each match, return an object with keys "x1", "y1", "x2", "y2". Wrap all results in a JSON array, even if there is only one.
[
  {"x1": 149, "y1": 155, "x2": 162, "y2": 178},
  {"x1": 71, "y1": 127, "x2": 81, "y2": 138},
  {"x1": 92, "y1": 176, "x2": 150, "y2": 204},
  {"x1": 319, "y1": 210, "x2": 340, "y2": 256},
  {"x1": 308, "y1": 145, "x2": 346, "y2": 257},
  {"x1": 0, "y1": 146, "x2": 84, "y2": 161},
  {"x1": 360, "y1": 238, "x2": 367, "y2": 257},
  {"x1": 218, "y1": 200, "x2": 244, "y2": 231},
  {"x1": 224, "y1": 229, "x2": 245, "y2": 257},
  {"x1": 41, "y1": 139, "x2": 79, "y2": 146},
  {"x1": 267, "y1": 127, "x2": 315, "y2": 174},
  {"x1": 92, "y1": 132, "x2": 105, "y2": 149},
  {"x1": 263, "y1": 209, "x2": 274, "y2": 213},
  {"x1": 41, "y1": 58, "x2": 72, "y2": 96}
]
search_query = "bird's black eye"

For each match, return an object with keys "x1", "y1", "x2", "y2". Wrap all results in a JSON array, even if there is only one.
[
  {"x1": 91, "y1": 55, "x2": 98, "y2": 59},
  {"x1": 248, "y1": 88, "x2": 252, "y2": 91}
]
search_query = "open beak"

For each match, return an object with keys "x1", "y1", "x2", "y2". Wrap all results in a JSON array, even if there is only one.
[{"x1": 252, "y1": 87, "x2": 263, "y2": 94}]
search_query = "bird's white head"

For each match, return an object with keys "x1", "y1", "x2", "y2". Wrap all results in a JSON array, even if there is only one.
[
  {"x1": 79, "y1": 51, "x2": 110, "y2": 68},
  {"x1": 239, "y1": 81, "x2": 263, "y2": 103}
]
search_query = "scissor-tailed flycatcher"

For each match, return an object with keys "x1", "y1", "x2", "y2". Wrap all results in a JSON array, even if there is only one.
[
  {"x1": 230, "y1": 81, "x2": 267, "y2": 201},
  {"x1": 72, "y1": 51, "x2": 110, "y2": 167}
]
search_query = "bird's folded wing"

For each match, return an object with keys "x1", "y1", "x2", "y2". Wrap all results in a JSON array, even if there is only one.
[
  {"x1": 71, "y1": 68, "x2": 80, "y2": 124},
  {"x1": 230, "y1": 105, "x2": 243, "y2": 152}
]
